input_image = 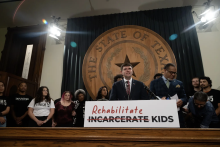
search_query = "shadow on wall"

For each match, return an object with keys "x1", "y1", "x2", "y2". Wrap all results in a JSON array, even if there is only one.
[
  {"x1": 217, "y1": 86, "x2": 220, "y2": 91},
  {"x1": 138, "y1": 0, "x2": 199, "y2": 11}
]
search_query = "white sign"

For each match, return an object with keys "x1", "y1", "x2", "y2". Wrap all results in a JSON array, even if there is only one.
[
  {"x1": 84, "y1": 100, "x2": 179, "y2": 128},
  {"x1": 22, "y1": 45, "x2": 33, "y2": 79}
]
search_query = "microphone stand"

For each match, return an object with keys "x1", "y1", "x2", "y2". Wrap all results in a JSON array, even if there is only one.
[{"x1": 144, "y1": 85, "x2": 161, "y2": 100}]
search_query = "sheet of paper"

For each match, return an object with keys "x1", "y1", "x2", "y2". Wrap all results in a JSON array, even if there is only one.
[{"x1": 170, "y1": 94, "x2": 180, "y2": 111}]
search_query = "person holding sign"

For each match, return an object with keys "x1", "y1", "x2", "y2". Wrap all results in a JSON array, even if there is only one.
[
  {"x1": 28, "y1": 86, "x2": 55, "y2": 127},
  {"x1": 150, "y1": 63, "x2": 187, "y2": 128},
  {"x1": 110, "y1": 63, "x2": 149, "y2": 100},
  {"x1": 185, "y1": 91, "x2": 220, "y2": 128}
]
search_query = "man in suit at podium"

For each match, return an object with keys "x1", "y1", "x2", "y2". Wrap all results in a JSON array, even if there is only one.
[
  {"x1": 110, "y1": 63, "x2": 149, "y2": 100},
  {"x1": 150, "y1": 63, "x2": 187, "y2": 128}
]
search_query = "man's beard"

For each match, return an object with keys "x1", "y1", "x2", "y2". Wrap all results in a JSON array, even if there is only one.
[
  {"x1": 194, "y1": 85, "x2": 200, "y2": 88},
  {"x1": 201, "y1": 85, "x2": 208, "y2": 89}
]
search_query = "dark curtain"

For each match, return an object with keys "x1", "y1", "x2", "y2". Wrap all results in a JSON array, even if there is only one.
[{"x1": 62, "y1": 6, "x2": 204, "y2": 100}]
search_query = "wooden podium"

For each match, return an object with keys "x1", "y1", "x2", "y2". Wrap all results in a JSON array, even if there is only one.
[{"x1": 0, "y1": 128, "x2": 220, "y2": 146}]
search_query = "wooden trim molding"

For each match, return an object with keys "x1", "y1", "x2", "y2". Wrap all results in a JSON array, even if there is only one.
[{"x1": 0, "y1": 128, "x2": 220, "y2": 146}]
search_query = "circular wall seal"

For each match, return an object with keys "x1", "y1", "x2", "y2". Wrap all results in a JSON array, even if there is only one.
[{"x1": 82, "y1": 25, "x2": 176, "y2": 100}]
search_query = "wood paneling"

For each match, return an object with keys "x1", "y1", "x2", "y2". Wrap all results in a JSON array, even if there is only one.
[
  {"x1": 0, "y1": 128, "x2": 220, "y2": 146},
  {"x1": 0, "y1": 25, "x2": 47, "y2": 88},
  {"x1": 0, "y1": 71, "x2": 37, "y2": 97}
]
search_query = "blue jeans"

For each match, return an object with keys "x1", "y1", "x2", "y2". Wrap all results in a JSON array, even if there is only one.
[{"x1": 0, "y1": 116, "x2": 6, "y2": 127}]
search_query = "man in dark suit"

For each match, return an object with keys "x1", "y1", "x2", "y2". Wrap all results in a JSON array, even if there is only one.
[
  {"x1": 110, "y1": 63, "x2": 149, "y2": 100},
  {"x1": 150, "y1": 63, "x2": 187, "y2": 128}
]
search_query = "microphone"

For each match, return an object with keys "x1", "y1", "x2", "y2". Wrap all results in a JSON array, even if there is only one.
[{"x1": 144, "y1": 85, "x2": 161, "y2": 100}]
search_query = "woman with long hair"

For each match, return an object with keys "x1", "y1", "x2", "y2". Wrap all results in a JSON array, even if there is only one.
[
  {"x1": 96, "y1": 86, "x2": 109, "y2": 101},
  {"x1": 0, "y1": 81, "x2": 10, "y2": 127},
  {"x1": 28, "y1": 86, "x2": 55, "y2": 127},
  {"x1": 53, "y1": 91, "x2": 75, "y2": 127}
]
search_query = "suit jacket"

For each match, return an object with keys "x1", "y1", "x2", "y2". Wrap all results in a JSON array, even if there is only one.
[
  {"x1": 109, "y1": 79, "x2": 149, "y2": 100},
  {"x1": 150, "y1": 77, "x2": 187, "y2": 106}
]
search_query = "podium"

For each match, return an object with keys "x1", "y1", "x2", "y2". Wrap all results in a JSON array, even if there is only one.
[{"x1": 0, "y1": 128, "x2": 220, "y2": 146}]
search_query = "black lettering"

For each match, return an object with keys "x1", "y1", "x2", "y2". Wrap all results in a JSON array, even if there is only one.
[
  {"x1": 115, "y1": 116, "x2": 120, "y2": 122},
  {"x1": 161, "y1": 116, "x2": 168, "y2": 122},
  {"x1": 121, "y1": 116, "x2": 125, "y2": 122},
  {"x1": 168, "y1": 116, "x2": 174, "y2": 122},
  {"x1": 126, "y1": 116, "x2": 132, "y2": 122},
  {"x1": 138, "y1": 116, "x2": 143, "y2": 122},
  {"x1": 132, "y1": 116, "x2": 138, "y2": 122},
  {"x1": 152, "y1": 116, "x2": 158, "y2": 122},
  {"x1": 144, "y1": 116, "x2": 149, "y2": 122},
  {"x1": 97, "y1": 116, "x2": 102, "y2": 122},
  {"x1": 158, "y1": 116, "x2": 160, "y2": 122},
  {"x1": 109, "y1": 116, "x2": 114, "y2": 122},
  {"x1": 91, "y1": 116, "x2": 96, "y2": 122},
  {"x1": 103, "y1": 116, "x2": 108, "y2": 122},
  {"x1": 88, "y1": 116, "x2": 90, "y2": 122}
]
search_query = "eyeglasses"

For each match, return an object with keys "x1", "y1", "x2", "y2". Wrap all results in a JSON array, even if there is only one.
[
  {"x1": 167, "y1": 70, "x2": 177, "y2": 75},
  {"x1": 194, "y1": 101, "x2": 205, "y2": 107}
]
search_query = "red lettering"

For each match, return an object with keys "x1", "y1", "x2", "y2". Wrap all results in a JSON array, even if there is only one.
[
  {"x1": 134, "y1": 106, "x2": 138, "y2": 113},
  {"x1": 98, "y1": 109, "x2": 101, "y2": 114},
  {"x1": 125, "y1": 106, "x2": 129, "y2": 113},
  {"x1": 92, "y1": 105, "x2": 98, "y2": 114},
  {"x1": 111, "y1": 106, "x2": 115, "y2": 114},
  {"x1": 130, "y1": 109, "x2": 134, "y2": 114},
  {"x1": 102, "y1": 106, "x2": 106, "y2": 113},
  {"x1": 139, "y1": 109, "x2": 143, "y2": 114},
  {"x1": 107, "y1": 109, "x2": 110, "y2": 113},
  {"x1": 119, "y1": 106, "x2": 121, "y2": 113},
  {"x1": 122, "y1": 107, "x2": 124, "y2": 113}
]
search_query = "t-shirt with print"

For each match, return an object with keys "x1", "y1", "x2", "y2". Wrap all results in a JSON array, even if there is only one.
[
  {"x1": 205, "y1": 89, "x2": 220, "y2": 110},
  {"x1": 28, "y1": 99, "x2": 55, "y2": 116},
  {"x1": 0, "y1": 96, "x2": 10, "y2": 114},
  {"x1": 11, "y1": 94, "x2": 32, "y2": 117}
]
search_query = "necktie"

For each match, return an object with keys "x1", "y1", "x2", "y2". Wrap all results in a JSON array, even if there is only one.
[
  {"x1": 166, "y1": 80, "x2": 170, "y2": 88},
  {"x1": 126, "y1": 81, "x2": 130, "y2": 95}
]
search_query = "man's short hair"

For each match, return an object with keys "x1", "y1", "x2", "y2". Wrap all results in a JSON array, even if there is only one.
[
  {"x1": 114, "y1": 74, "x2": 123, "y2": 82},
  {"x1": 164, "y1": 63, "x2": 175, "y2": 70},
  {"x1": 199, "y1": 76, "x2": 212, "y2": 87},
  {"x1": 18, "y1": 82, "x2": 27, "y2": 87},
  {"x1": 194, "y1": 91, "x2": 208, "y2": 102},
  {"x1": 153, "y1": 73, "x2": 162, "y2": 79},
  {"x1": 120, "y1": 63, "x2": 133, "y2": 71},
  {"x1": 192, "y1": 77, "x2": 199, "y2": 81}
]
